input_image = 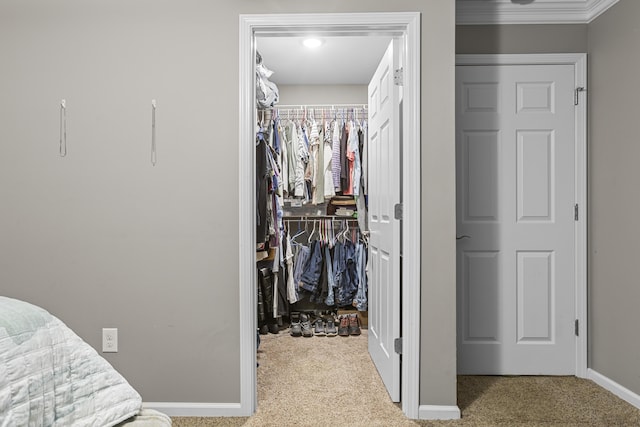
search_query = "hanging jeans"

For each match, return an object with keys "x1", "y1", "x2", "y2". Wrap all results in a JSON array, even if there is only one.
[
  {"x1": 300, "y1": 240, "x2": 323, "y2": 293},
  {"x1": 310, "y1": 243, "x2": 328, "y2": 304},
  {"x1": 335, "y1": 240, "x2": 358, "y2": 307},
  {"x1": 324, "y1": 245, "x2": 336, "y2": 306},
  {"x1": 293, "y1": 245, "x2": 310, "y2": 291},
  {"x1": 354, "y1": 242, "x2": 368, "y2": 311}
]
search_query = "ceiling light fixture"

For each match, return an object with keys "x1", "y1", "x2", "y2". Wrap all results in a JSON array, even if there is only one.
[{"x1": 303, "y1": 38, "x2": 323, "y2": 49}]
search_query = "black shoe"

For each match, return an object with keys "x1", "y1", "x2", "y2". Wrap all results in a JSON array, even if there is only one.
[
  {"x1": 300, "y1": 313, "x2": 314, "y2": 337},
  {"x1": 348, "y1": 313, "x2": 361, "y2": 336},
  {"x1": 259, "y1": 324, "x2": 269, "y2": 335},
  {"x1": 268, "y1": 323, "x2": 279, "y2": 334},
  {"x1": 313, "y1": 318, "x2": 326, "y2": 336},
  {"x1": 338, "y1": 315, "x2": 350, "y2": 337}
]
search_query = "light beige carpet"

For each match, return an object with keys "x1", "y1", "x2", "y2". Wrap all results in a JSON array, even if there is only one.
[{"x1": 173, "y1": 331, "x2": 640, "y2": 426}]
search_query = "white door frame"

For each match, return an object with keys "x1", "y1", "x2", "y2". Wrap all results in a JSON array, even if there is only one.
[
  {"x1": 456, "y1": 53, "x2": 588, "y2": 378},
  {"x1": 239, "y1": 13, "x2": 422, "y2": 418}
]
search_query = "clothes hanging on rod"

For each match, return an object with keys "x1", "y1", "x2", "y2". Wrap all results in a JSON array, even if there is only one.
[
  {"x1": 282, "y1": 218, "x2": 368, "y2": 311},
  {"x1": 272, "y1": 104, "x2": 369, "y2": 207},
  {"x1": 255, "y1": 102, "x2": 371, "y2": 326}
]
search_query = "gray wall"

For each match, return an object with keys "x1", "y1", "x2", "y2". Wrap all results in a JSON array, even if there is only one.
[
  {"x1": 279, "y1": 85, "x2": 367, "y2": 105},
  {"x1": 457, "y1": 24, "x2": 587, "y2": 54},
  {"x1": 588, "y1": 0, "x2": 640, "y2": 395},
  {"x1": 0, "y1": 0, "x2": 456, "y2": 409}
]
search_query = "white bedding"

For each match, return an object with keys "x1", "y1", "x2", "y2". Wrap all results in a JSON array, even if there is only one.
[{"x1": 0, "y1": 296, "x2": 142, "y2": 426}]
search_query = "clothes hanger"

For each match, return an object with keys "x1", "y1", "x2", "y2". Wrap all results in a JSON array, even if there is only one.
[
  {"x1": 344, "y1": 220, "x2": 350, "y2": 242},
  {"x1": 289, "y1": 219, "x2": 306, "y2": 244},
  {"x1": 308, "y1": 219, "x2": 317, "y2": 244},
  {"x1": 324, "y1": 219, "x2": 331, "y2": 245},
  {"x1": 337, "y1": 219, "x2": 347, "y2": 244},
  {"x1": 317, "y1": 219, "x2": 323, "y2": 243}
]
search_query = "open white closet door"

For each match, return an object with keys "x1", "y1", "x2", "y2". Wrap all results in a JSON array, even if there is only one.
[{"x1": 367, "y1": 39, "x2": 401, "y2": 402}]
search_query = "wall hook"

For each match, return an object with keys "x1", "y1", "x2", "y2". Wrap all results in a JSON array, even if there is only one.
[
  {"x1": 59, "y1": 99, "x2": 67, "y2": 157},
  {"x1": 151, "y1": 99, "x2": 157, "y2": 166}
]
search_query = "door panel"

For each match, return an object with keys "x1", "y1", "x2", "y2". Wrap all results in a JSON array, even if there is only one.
[
  {"x1": 456, "y1": 64, "x2": 576, "y2": 375},
  {"x1": 368, "y1": 39, "x2": 401, "y2": 400}
]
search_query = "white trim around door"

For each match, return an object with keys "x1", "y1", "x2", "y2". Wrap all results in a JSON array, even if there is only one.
[
  {"x1": 239, "y1": 12, "x2": 422, "y2": 419},
  {"x1": 456, "y1": 53, "x2": 588, "y2": 379}
]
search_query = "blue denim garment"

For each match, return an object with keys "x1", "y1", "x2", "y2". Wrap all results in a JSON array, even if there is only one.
[
  {"x1": 293, "y1": 245, "x2": 310, "y2": 290},
  {"x1": 324, "y1": 245, "x2": 336, "y2": 306},
  {"x1": 336, "y1": 240, "x2": 358, "y2": 307},
  {"x1": 300, "y1": 240, "x2": 323, "y2": 293},
  {"x1": 332, "y1": 242, "x2": 346, "y2": 304},
  {"x1": 309, "y1": 245, "x2": 328, "y2": 304},
  {"x1": 354, "y1": 242, "x2": 368, "y2": 311}
]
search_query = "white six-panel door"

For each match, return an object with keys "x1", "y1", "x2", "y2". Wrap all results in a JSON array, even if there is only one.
[
  {"x1": 368, "y1": 39, "x2": 401, "y2": 400},
  {"x1": 456, "y1": 64, "x2": 576, "y2": 374}
]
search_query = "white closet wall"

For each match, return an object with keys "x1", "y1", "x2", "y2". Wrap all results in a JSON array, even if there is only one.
[{"x1": 279, "y1": 85, "x2": 367, "y2": 105}]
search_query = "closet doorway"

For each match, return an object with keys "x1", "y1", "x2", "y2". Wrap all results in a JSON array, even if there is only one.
[{"x1": 239, "y1": 13, "x2": 422, "y2": 419}]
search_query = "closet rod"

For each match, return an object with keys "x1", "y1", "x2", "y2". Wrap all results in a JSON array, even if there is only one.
[
  {"x1": 275, "y1": 104, "x2": 367, "y2": 109},
  {"x1": 273, "y1": 104, "x2": 368, "y2": 120},
  {"x1": 283, "y1": 215, "x2": 358, "y2": 221}
]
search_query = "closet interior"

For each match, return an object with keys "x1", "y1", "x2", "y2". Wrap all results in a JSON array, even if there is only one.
[{"x1": 255, "y1": 73, "x2": 370, "y2": 339}]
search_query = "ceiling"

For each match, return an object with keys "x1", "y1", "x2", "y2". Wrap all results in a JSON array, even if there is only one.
[
  {"x1": 257, "y1": 0, "x2": 619, "y2": 86},
  {"x1": 457, "y1": 0, "x2": 619, "y2": 25},
  {"x1": 257, "y1": 36, "x2": 392, "y2": 86}
]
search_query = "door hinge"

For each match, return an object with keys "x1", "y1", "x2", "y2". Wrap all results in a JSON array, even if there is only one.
[
  {"x1": 394, "y1": 337, "x2": 403, "y2": 354},
  {"x1": 394, "y1": 203, "x2": 403, "y2": 220},
  {"x1": 574, "y1": 203, "x2": 579, "y2": 221},
  {"x1": 575, "y1": 87, "x2": 586, "y2": 106},
  {"x1": 394, "y1": 67, "x2": 404, "y2": 86},
  {"x1": 575, "y1": 319, "x2": 580, "y2": 337}
]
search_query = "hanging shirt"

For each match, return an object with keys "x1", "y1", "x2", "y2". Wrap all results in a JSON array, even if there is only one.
[
  {"x1": 287, "y1": 121, "x2": 298, "y2": 194},
  {"x1": 302, "y1": 125, "x2": 313, "y2": 201},
  {"x1": 340, "y1": 122, "x2": 349, "y2": 193},
  {"x1": 294, "y1": 124, "x2": 308, "y2": 198},
  {"x1": 309, "y1": 120, "x2": 322, "y2": 204},
  {"x1": 343, "y1": 121, "x2": 356, "y2": 196},
  {"x1": 331, "y1": 120, "x2": 342, "y2": 191},
  {"x1": 284, "y1": 232, "x2": 299, "y2": 304},
  {"x1": 256, "y1": 132, "x2": 269, "y2": 243},
  {"x1": 279, "y1": 121, "x2": 289, "y2": 197},
  {"x1": 350, "y1": 120, "x2": 362, "y2": 196},
  {"x1": 323, "y1": 120, "x2": 335, "y2": 198}
]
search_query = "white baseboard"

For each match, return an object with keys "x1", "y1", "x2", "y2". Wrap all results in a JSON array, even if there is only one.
[
  {"x1": 418, "y1": 405, "x2": 461, "y2": 420},
  {"x1": 142, "y1": 402, "x2": 247, "y2": 417},
  {"x1": 588, "y1": 368, "x2": 640, "y2": 409}
]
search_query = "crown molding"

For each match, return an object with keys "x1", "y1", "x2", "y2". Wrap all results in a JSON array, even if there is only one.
[{"x1": 457, "y1": 0, "x2": 619, "y2": 25}]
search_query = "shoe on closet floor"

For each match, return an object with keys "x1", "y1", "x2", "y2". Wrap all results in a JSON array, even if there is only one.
[
  {"x1": 348, "y1": 313, "x2": 361, "y2": 336},
  {"x1": 300, "y1": 313, "x2": 314, "y2": 337},
  {"x1": 338, "y1": 315, "x2": 350, "y2": 337},
  {"x1": 259, "y1": 324, "x2": 269, "y2": 335},
  {"x1": 313, "y1": 318, "x2": 326, "y2": 336},
  {"x1": 290, "y1": 312, "x2": 302, "y2": 337},
  {"x1": 268, "y1": 323, "x2": 279, "y2": 334},
  {"x1": 325, "y1": 316, "x2": 338, "y2": 337}
]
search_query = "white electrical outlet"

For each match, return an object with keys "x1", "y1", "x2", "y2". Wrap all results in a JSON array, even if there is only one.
[{"x1": 102, "y1": 328, "x2": 118, "y2": 353}]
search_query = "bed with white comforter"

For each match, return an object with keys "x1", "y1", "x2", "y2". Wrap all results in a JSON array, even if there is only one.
[{"x1": 0, "y1": 296, "x2": 154, "y2": 426}]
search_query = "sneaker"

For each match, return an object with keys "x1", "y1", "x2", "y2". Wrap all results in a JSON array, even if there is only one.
[
  {"x1": 325, "y1": 316, "x2": 338, "y2": 337},
  {"x1": 290, "y1": 312, "x2": 302, "y2": 337},
  {"x1": 313, "y1": 318, "x2": 326, "y2": 336},
  {"x1": 348, "y1": 313, "x2": 361, "y2": 336},
  {"x1": 301, "y1": 313, "x2": 314, "y2": 337},
  {"x1": 338, "y1": 315, "x2": 350, "y2": 337}
]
